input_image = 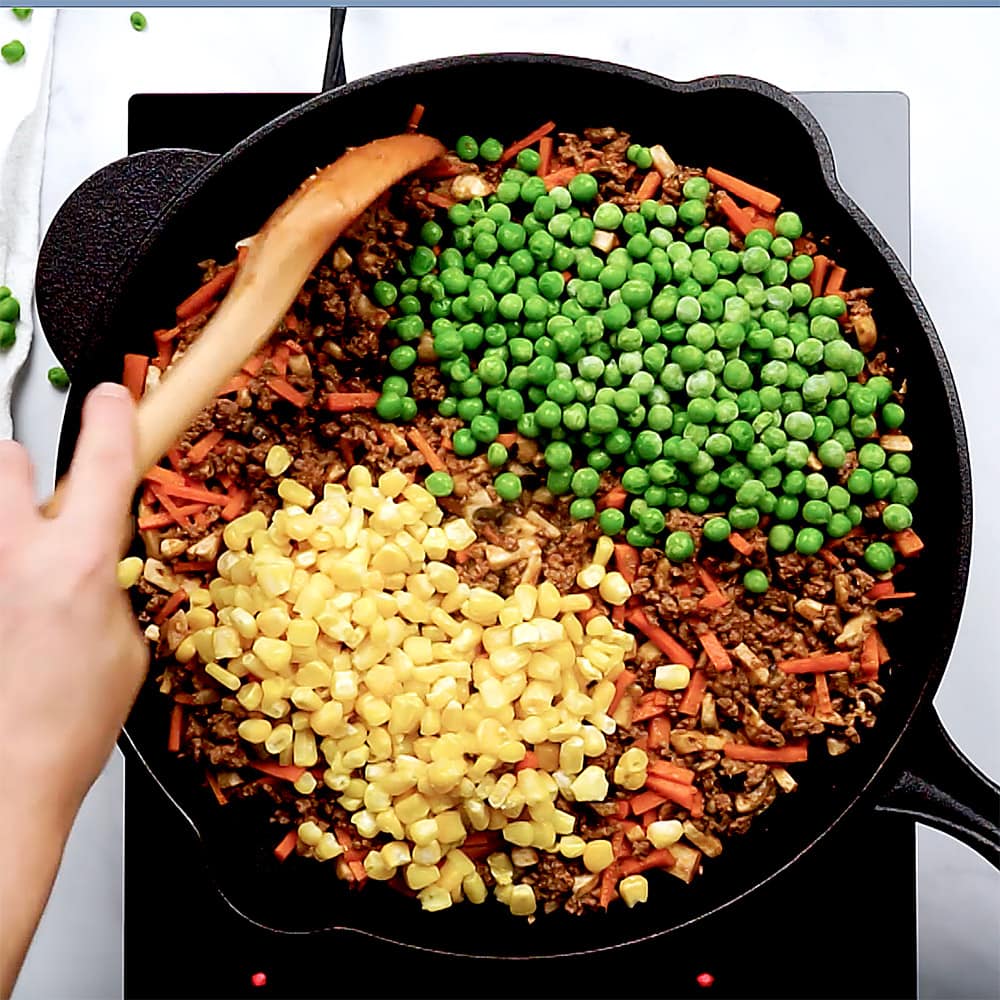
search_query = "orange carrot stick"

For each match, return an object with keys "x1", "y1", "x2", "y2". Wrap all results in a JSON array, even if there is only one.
[
  {"x1": 220, "y1": 489, "x2": 247, "y2": 522},
  {"x1": 728, "y1": 533, "x2": 754, "y2": 557},
  {"x1": 646, "y1": 776, "x2": 700, "y2": 812},
  {"x1": 156, "y1": 482, "x2": 231, "y2": 505},
  {"x1": 153, "y1": 589, "x2": 188, "y2": 626},
  {"x1": 217, "y1": 374, "x2": 251, "y2": 396},
  {"x1": 251, "y1": 761, "x2": 306, "y2": 783},
  {"x1": 861, "y1": 631, "x2": 881, "y2": 680},
  {"x1": 647, "y1": 760, "x2": 696, "y2": 785},
  {"x1": 267, "y1": 377, "x2": 309, "y2": 408},
  {"x1": 625, "y1": 607, "x2": 695, "y2": 668},
  {"x1": 495, "y1": 432, "x2": 518, "y2": 447},
  {"x1": 406, "y1": 102, "x2": 425, "y2": 131},
  {"x1": 893, "y1": 528, "x2": 924, "y2": 558},
  {"x1": 631, "y1": 698, "x2": 669, "y2": 723},
  {"x1": 167, "y1": 704, "x2": 184, "y2": 752},
  {"x1": 150, "y1": 485, "x2": 194, "y2": 530},
  {"x1": 598, "y1": 486, "x2": 628, "y2": 510},
  {"x1": 542, "y1": 166, "x2": 577, "y2": 191},
  {"x1": 698, "y1": 592, "x2": 729, "y2": 611},
  {"x1": 724, "y1": 741, "x2": 808, "y2": 764},
  {"x1": 501, "y1": 120, "x2": 556, "y2": 163},
  {"x1": 325, "y1": 391, "x2": 380, "y2": 412},
  {"x1": 335, "y1": 829, "x2": 367, "y2": 882},
  {"x1": 538, "y1": 136, "x2": 553, "y2": 177},
  {"x1": 406, "y1": 427, "x2": 446, "y2": 471},
  {"x1": 706, "y1": 167, "x2": 781, "y2": 214},
  {"x1": 618, "y1": 848, "x2": 677, "y2": 876},
  {"x1": 186, "y1": 429, "x2": 224, "y2": 464},
  {"x1": 825, "y1": 264, "x2": 847, "y2": 295},
  {"x1": 171, "y1": 560, "x2": 216, "y2": 574},
  {"x1": 647, "y1": 717, "x2": 672, "y2": 751},
  {"x1": 273, "y1": 829, "x2": 299, "y2": 863},
  {"x1": 613, "y1": 544, "x2": 640, "y2": 585},
  {"x1": 122, "y1": 354, "x2": 149, "y2": 401},
  {"x1": 609, "y1": 669, "x2": 637, "y2": 715},
  {"x1": 137, "y1": 511, "x2": 176, "y2": 530},
  {"x1": 814, "y1": 673, "x2": 834, "y2": 717},
  {"x1": 697, "y1": 629, "x2": 733, "y2": 672},
  {"x1": 270, "y1": 343, "x2": 290, "y2": 376},
  {"x1": 598, "y1": 864, "x2": 619, "y2": 910},
  {"x1": 515, "y1": 751, "x2": 539, "y2": 772},
  {"x1": 717, "y1": 193, "x2": 755, "y2": 236},
  {"x1": 143, "y1": 465, "x2": 187, "y2": 488},
  {"x1": 630, "y1": 790, "x2": 667, "y2": 816},
  {"x1": 810, "y1": 255, "x2": 830, "y2": 298},
  {"x1": 176, "y1": 263, "x2": 237, "y2": 321},
  {"x1": 242, "y1": 353, "x2": 266, "y2": 377},
  {"x1": 636, "y1": 171, "x2": 662, "y2": 202},
  {"x1": 677, "y1": 669, "x2": 708, "y2": 716},
  {"x1": 777, "y1": 652, "x2": 852, "y2": 674},
  {"x1": 205, "y1": 770, "x2": 228, "y2": 807}
]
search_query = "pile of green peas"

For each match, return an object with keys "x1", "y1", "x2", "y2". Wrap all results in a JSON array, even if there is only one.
[{"x1": 372, "y1": 134, "x2": 917, "y2": 572}]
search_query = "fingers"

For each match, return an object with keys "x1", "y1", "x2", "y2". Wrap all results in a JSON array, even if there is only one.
[
  {"x1": 0, "y1": 439, "x2": 38, "y2": 544},
  {"x1": 61, "y1": 383, "x2": 137, "y2": 545}
]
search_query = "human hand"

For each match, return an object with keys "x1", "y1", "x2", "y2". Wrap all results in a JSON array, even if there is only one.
[{"x1": 0, "y1": 382, "x2": 148, "y2": 817}]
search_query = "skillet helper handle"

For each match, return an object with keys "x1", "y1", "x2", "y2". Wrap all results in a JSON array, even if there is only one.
[{"x1": 876, "y1": 707, "x2": 1000, "y2": 869}]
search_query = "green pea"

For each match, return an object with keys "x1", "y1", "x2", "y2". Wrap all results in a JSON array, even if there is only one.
[
  {"x1": 597, "y1": 508, "x2": 625, "y2": 535},
  {"x1": 424, "y1": 471, "x2": 455, "y2": 497},
  {"x1": 795, "y1": 527, "x2": 824, "y2": 555},
  {"x1": 768, "y1": 524, "x2": 794, "y2": 552},
  {"x1": 389, "y1": 345, "x2": 417, "y2": 371},
  {"x1": 858, "y1": 442, "x2": 886, "y2": 470},
  {"x1": 571, "y1": 466, "x2": 601, "y2": 498},
  {"x1": 702, "y1": 517, "x2": 731, "y2": 543},
  {"x1": 665, "y1": 530, "x2": 695, "y2": 562},
  {"x1": 729, "y1": 505, "x2": 759, "y2": 530},
  {"x1": 882, "y1": 402, "x2": 906, "y2": 429},
  {"x1": 594, "y1": 202, "x2": 624, "y2": 231},
  {"x1": 774, "y1": 495, "x2": 799, "y2": 521},
  {"x1": 0, "y1": 322, "x2": 16, "y2": 350},
  {"x1": 743, "y1": 569, "x2": 769, "y2": 594},
  {"x1": 486, "y1": 442, "x2": 508, "y2": 468},
  {"x1": 492, "y1": 472, "x2": 522, "y2": 501},
  {"x1": 872, "y1": 469, "x2": 896, "y2": 500},
  {"x1": 865, "y1": 541, "x2": 896, "y2": 572},
  {"x1": 774, "y1": 211, "x2": 803, "y2": 239}
]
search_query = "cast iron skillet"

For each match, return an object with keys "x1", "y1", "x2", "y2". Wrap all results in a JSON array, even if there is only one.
[{"x1": 36, "y1": 54, "x2": 999, "y2": 957}]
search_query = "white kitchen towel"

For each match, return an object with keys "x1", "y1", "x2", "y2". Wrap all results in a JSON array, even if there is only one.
[{"x1": 0, "y1": 7, "x2": 56, "y2": 439}]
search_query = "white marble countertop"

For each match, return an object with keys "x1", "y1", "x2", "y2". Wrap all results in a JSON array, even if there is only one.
[{"x1": 10, "y1": 7, "x2": 999, "y2": 999}]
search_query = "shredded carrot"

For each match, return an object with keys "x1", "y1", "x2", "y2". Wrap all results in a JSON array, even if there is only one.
[
  {"x1": 728, "y1": 532, "x2": 754, "y2": 557},
  {"x1": 420, "y1": 157, "x2": 465, "y2": 179},
  {"x1": 609, "y1": 669, "x2": 637, "y2": 715},
  {"x1": 250, "y1": 761, "x2": 306, "y2": 783},
  {"x1": 137, "y1": 512, "x2": 176, "y2": 530},
  {"x1": 501, "y1": 120, "x2": 556, "y2": 164},
  {"x1": 698, "y1": 591, "x2": 729, "y2": 611},
  {"x1": 205, "y1": 770, "x2": 228, "y2": 807},
  {"x1": 155, "y1": 482, "x2": 230, "y2": 506},
  {"x1": 724, "y1": 741, "x2": 808, "y2": 764},
  {"x1": 242, "y1": 353, "x2": 266, "y2": 377},
  {"x1": 778, "y1": 652, "x2": 851, "y2": 674},
  {"x1": 335, "y1": 829, "x2": 367, "y2": 882},
  {"x1": 677, "y1": 669, "x2": 708, "y2": 716},
  {"x1": 217, "y1": 374, "x2": 250, "y2": 395},
  {"x1": 542, "y1": 166, "x2": 578, "y2": 191},
  {"x1": 121, "y1": 353, "x2": 149, "y2": 401},
  {"x1": 271, "y1": 343, "x2": 290, "y2": 376},
  {"x1": 810, "y1": 255, "x2": 830, "y2": 298},
  {"x1": 706, "y1": 167, "x2": 781, "y2": 214},
  {"x1": 748, "y1": 209, "x2": 776, "y2": 234},
  {"x1": 618, "y1": 848, "x2": 677, "y2": 876},
  {"x1": 171, "y1": 560, "x2": 215, "y2": 574},
  {"x1": 193, "y1": 511, "x2": 212, "y2": 531},
  {"x1": 866, "y1": 584, "x2": 916, "y2": 601},
  {"x1": 893, "y1": 528, "x2": 924, "y2": 558},
  {"x1": 144, "y1": 464, "x2": 187, "y2": 488},
  {"x1": 647, "y1": 716, "x2": 671, "y2": 751},
  {"x1": 578, "y1": 605, "x2": 603, "y2": 625},
  {"x1": 176, "y1": 263, "x2": 237, "y2": 321},
  {"x1": 675, "y1": 582, "x2": 692, "y2": 600},
  {"x1": 495, "y1": 432, "x2": 518, "y2": 447},
  {"x1": 697, "y1": 567, "x2": 726, "y2": 602},
  {"x1": 538, "y1": 136, "x2": 553, "y2": 177},
  {"x1": 150, "y1": 486, "x2": 194, "y2": 530},
  {"x1": 167, "y1": 704, "x2": 184, "y2": 752},
  {"x1": 625, "y1": 607, "x2": 695, "y2": 668},
  {"x1": 273, "y1": 829, "x2": 299, "y2": 863},
  {"x1": 819, "y1": 547, "x2": 843, "y2": 569},
  {"x1": 598, "y1": 864, "x2": 618, "y2": 910},
  {"x1": 631, "y1": 696, "x2": 669, "y2": 723},
  {"x1": 267, "y1": 377, "x2": 309, "y2": 407},
  {"x1": 614, "y1": 800, "x2": 631, "y2": 821},
  {"x1": 406, "y1": 102, "x2": 425, "y2": 131},
  {"x1": 186, "y1": 429, "x2": 224, "y2": 464},
  {"x1": 630, "y1": 790, "x2": 667, "y2": 815},
  {"x1": 426, "y1": 191, "x2": 456, "y2": 210},
  {"x1": 325, "y1": 391, "x2": 380, "y2": 412},
  {"x1": 717, "y1": 193, "x2": 755, "y2": 236},
  {"x1": 582, "y1": 157, "x2": 601, "y2": 172},
  {"x1": 515, "y1": 751, "x2": 539, "y2": 772},
  {"x1": 646, "y1": 775, "x2": 700, "y2": 812},
  {"x1": 825, "y1": 264, "x2": 847, "y2": 294},
  {"x1": 636, "y1": 170, "x2": 662, "y2": 202},
  {"x1": 406, "y1": 427, "x2": 447, "y2": 471},
  {"x1": 814, "y1": 673, "x2": 834, "y2": 718},
  {"x1": 221, "y1": 489, "x2": 247, "y2": 522},
  {"x1": 647, "y1": 760, "x2": 696, "y2": 785},
  {"x1": 697, "y1": 629, "x2": 733, "y2": 672},
  {"x1": 690, "y1": 788, "x2": 704, "y2": 819},
  {"x1": 611, "y1": 604, "x2": 626, "y2": 629},
  {"x1": 598, "y1": 486, "x2": 628, "y2": 510},
  {"x1": 613, "y1": 544, "x2": 640, "y2": 585},
  {"x1": 861, "y1": 631, "x2": 881, "y2": 680}
]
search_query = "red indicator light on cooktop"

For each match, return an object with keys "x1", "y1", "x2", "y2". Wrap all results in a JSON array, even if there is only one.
[
  {"x1": 696, "y1": 971, "x2": 715, "y2": 988},
  {"x1": 251, "y1": 971, "x2": 267, "y2": 988}
]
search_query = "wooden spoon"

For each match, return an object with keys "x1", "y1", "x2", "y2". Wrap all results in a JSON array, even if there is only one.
[{"x1": 42, "y1": 132, "x2": 445, "y2": 517}]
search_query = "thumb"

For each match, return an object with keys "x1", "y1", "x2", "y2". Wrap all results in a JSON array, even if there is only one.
[{"x1": 61, "y1": 383, "x2": 138, "y2": 545}]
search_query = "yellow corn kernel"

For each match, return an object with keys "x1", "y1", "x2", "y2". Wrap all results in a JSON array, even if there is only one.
[
  {"x1": 558, "y1": 835, "x2": 586, "y2": 859},
  {"x1": 425, "y1": 561, "x2": 459, "y2": 594},
  {"x1": 409, "y1": 817, "x2": 439, "y2": 847},
  {"x1": 188, "y1": 587, "x2": 213, "y2": 608},
  {"x1": 237, "y1": 718, "x2": 272, "y2": 744},
  {"x1": 654, "y1": 663, "x2": 691, "y2": 691},
  {"x1": 205, "y1": 662, "x2": 241, "y2": 691},
  {"x1": 253, "y1": 637, "x2": 292, "y2": 673},
  {"x1": 559, "y1": 737, "x2": 586, "y2": 775},
  {"x1": 314, "y1": 832, "x2": 344, "y2": 861},
  {"x1": 116, "y1": 557, "x2": 144, "y2": 589},
  {"x1": 292, "y1": 728, "x2": 318, "y2": 768},
  {"x1": 443, "y1": 518, "x2": 476, "y2": 551},
  {"x1": 294, "y1": 771, "x2": 317, "y2": 795},
  {"x1": 508, "y1": 884, "x2": 536, "y2": 917},
  {"x1": 570, "y1": 765, "x2": 609, "y2": 802},
  {"x1": 297, "y1": 820, "x2": 324, "y2": 847},
  {"x1": 502, "y1": 822, "x2": 535, "y2": 848},
  {"x1": 598, "y1": 571, "x2": 631, "y2": 606},
  {"x1": 405, "y1": 863, "x2": 440, "y2": 891},
  {"x1": 647, "y1": 820, "x2": 684, "y2": 849},
  {"x1": 175, "y1": 635, "x2": 197, "y2": 664},
  {"x1": 187, "y1": 607, "x2": 216, "y2": 632},
  {"x1": 363, "y1": 850, "x2": 396, "y2": 881},
  {"x1": 619, "y1": 874, "x2": 649, "y2": 908},
  {"x1": 433, "y1": 811, "x2": 465, "y2": 844},
  {"x1": 560, "y1": 593, "x2": 592, "y2": 614},
  {"x1": 593, "y1": 535, "x2": 615, "y2": 568},
  {"x1": 236, "y1": 681, "x2": 263, "y2": 711},
  {"x1": 264, "y1": 444, "x2": 292, "y2": 477},
  {"x1": 534, "y1": 580, "x2": 560, "y2": 619},
  {"x1": 462, "y1": 872, "x2": 487, "y2": 904},
  {"x1": 278, "y1": 478, "x2": 315, "y2": 508},
  {"x1": 418, "y1": 886, "x2": 452, "y2": 912},
  {"x1": 576, "y1": 563, "x2": 605, "y2": 590},
  {"x1": 412, "y1": 841, "x2": 442, "y2": 866},
  {"x1": 212, "y1": 625, "x2": 242, "y2": 661},
  {"x1": 583, "y1": 838, "x2": 615, "y2": 873},
  {"x1": 286, "y1": 618, "x2": 319, "y2": 647},
  {"x1": 264, "y1": 723, "x2": 293, "y2": 754}
]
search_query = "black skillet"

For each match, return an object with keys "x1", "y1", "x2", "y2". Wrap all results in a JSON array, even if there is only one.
[{"x1": 35, "y1": 52, "x2": 999, "y2": 958}]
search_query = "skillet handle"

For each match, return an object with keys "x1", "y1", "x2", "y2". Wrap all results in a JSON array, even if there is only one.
[{"x1": 875, "y1": 707, "x2": 1000, "y2": 869}]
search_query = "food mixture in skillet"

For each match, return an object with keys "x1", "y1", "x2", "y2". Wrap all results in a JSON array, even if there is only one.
[{"x1": 119, "y1": 112, "x2": 922, "y2": 919}]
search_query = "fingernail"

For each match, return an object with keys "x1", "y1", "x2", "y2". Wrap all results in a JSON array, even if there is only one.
[{"x1": 91, "y1": 382, "x2": 131, "y2": 402}]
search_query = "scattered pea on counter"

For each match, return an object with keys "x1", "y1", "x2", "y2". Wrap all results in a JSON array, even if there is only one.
[
  {"x1": 0, "y1": 287, "x2": 18, "y2": 348},
  {"x1": 47, "y1": 367, "x2": 70, "y2": 390},
  {"x1": 130, "y1": 11, "x2": 147, "y2": 31},
  {"x1": 2, "y1": 37, "x2": 24, "y2": 62},
  {"x1": 11, "y1": 8, "x2": 32, "y2": 19}
]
